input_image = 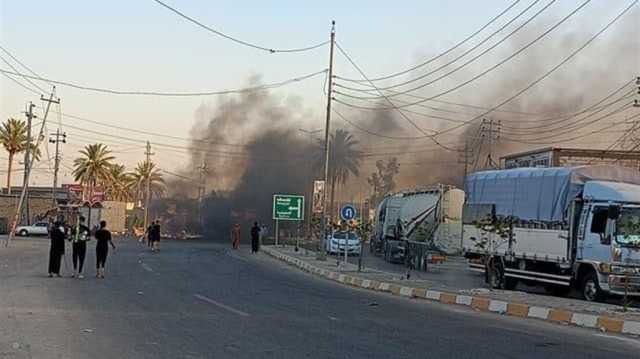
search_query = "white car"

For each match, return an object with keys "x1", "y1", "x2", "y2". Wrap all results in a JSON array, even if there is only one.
[
  {"x1": 15, "y1": 222, "x2": 50, "y2": 236},
  {"x1": 326, "y1": 231, "x2": 361, "y2": 256}
]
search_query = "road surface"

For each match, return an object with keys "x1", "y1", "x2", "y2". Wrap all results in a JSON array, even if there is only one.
[{"x1": 1, "y1": 237, "x2": 639, "y2": 358}]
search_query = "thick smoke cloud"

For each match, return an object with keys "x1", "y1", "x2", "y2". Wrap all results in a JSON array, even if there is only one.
[{"x1": 172, "y1": 4, "x2": 638, "y2": 233}]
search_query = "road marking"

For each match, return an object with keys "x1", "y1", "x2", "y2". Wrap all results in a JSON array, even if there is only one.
[
  {"x1": 194, "y1": 294, "x2": 250, "y2": 317},
  {"x1": 141, "y1": 263, "x2": 153, "y2": 272}
]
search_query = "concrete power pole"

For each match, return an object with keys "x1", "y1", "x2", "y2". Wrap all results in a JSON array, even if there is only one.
[
  {"x1": 21, "y1": 103, "x2": 34, "y2": 225},
  {"x1": 7, "y1": 90, "x2": 59, "y2": 246},
  {"x1": 49, "y1": 129, "x2": 66, "y2": 206},
  {"x1": 319, "y1": 21, "x2": 336, "y2": 261},
  {"x1": 143, "y1": 141, "x2": 154, "y2": 231},
  {"x1": 197, "y1": 162, "x2": 209, "y2": 228}
]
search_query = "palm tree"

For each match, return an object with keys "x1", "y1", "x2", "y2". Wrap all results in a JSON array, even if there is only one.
[
  {"x1": 129, "y1": 160, "x2": 165, "y2": 205},
  {"x1": 105, "y1": 164, "x2": 132, "y2": 202},
  {"x1": 72, "y1": 143, "x2": 115, "y2": 201},
  {"x1": 316, "y1": 129, "x2": 363, "y2": 218},
  {"x1": 0, "y1": 118, "x2": 42, "y2": 194}
]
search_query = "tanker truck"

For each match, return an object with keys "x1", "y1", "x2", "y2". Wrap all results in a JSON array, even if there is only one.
[
  {"x1": 372, "y1": 185, "x2": 464, "y2": 263},
  {"x1": 462, "y1": 165, "x2": 640, "y2": 302}
]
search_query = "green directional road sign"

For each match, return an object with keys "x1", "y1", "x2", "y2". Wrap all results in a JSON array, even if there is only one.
[{"x1": 272, "y1": 194, "x2": 304, "y2": 221}]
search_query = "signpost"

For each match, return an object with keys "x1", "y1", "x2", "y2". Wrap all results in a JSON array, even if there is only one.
[
  {"x1": 340, "y1": 204, "x2": 357, "y2": 264},
  {"x1": 272, "y1": 194, "x2": 304, "y2": 246}
]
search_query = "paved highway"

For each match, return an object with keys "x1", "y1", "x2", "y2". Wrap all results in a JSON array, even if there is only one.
[{"x1": 1, "y1": 237, "x2": 639, "y2": 358}]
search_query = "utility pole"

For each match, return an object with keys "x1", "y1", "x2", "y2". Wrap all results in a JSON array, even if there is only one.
[
  {"x1": 481, "y1": 118, "x2": 501, "y2": 169},
  {"x1": 7, "y1": 89, "x2": 59, "y2": 246},
  {"x1": 197, "y1": 161, "x2": 209, "y2": 229},
  {"x1": 299, "y1": 128, "x2": 322, "y2": 240},
  {"x1": 21, "y1": 103, "x2": 34, "y2": 225},
  {"x1": 49, "y1": 129, "x2": 66, "y2": 206},
  {"x1": 143, "y1": 141, "x2": 154, "y2": 232},
  {"x1": 319, "y1": 21, "x2": 336, "y2": 261}
]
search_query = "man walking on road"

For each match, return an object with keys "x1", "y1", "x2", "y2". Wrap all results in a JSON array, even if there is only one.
[
  {"x1": 231, "y1": 223, "x2": 241, "y2": 250},
  {"x1": 251, "y1": 222, "x2": 260, "y2": 253},
  {"x1": 95, "y1": 220, "x2": 116, "y2": 278},
  {"x1": 70, "y1": 216, "x2": 90, "y2": 279},
  {"x1": 146, "y1": 222, "x2": 153, "y2": 247},
  {"x1": 48, "y1": 219, "x2": 66, "y2": 277},
  {"x1": 151, "y1": 220, "x2": 161, "y2": 252}
]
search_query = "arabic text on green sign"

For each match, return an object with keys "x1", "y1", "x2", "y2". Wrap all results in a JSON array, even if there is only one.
[{"x1": 273, "y1": 195, "x2": 304, "y2": 220}]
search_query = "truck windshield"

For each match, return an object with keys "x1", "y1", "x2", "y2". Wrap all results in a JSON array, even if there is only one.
[{"x1": 616, "y1": 208, "x2": 640, "y2": 247}]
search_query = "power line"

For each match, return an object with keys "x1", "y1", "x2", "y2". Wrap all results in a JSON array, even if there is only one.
[
  {"x1": 335, "y1": 42, "x2": 459, "y2": 152},
  {"x1": 0, "y1": 68, "x2": 327, "y2": 97},
  {"x1": 432, "y1": 0, "x2": 638, "y2": 138},
  {"x1": 39, "y1": 107, "x2": 249, "y2": 148},
  {"x1": 336, "y1": 0, "x2": 547, "y2": 90},
  {"x1": 334, "y1": 0, "x2": 591, "y2": 103},
  {"x1": 151, "y1": 0, "x2": 329, "y2": 53},
  {"x1": 502, "y1": 112, "x2": 640, "y2": 145},
  {"x1": 336, "y1": 0, "x2": 524, "y2": 82},
  {"x1": 0, "y1": 71, "x2": 40, "y2": 95},
  {"x1": 0, "y1": 54, "x2": 47, "y2": 93},
  {"x1": 499, "y1": 91, "x2": 636, "y2": 135}
]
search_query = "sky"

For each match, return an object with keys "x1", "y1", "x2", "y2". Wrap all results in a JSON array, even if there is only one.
[{"x1": 0, "y1": 0, "x2": 638, "y2": 189}]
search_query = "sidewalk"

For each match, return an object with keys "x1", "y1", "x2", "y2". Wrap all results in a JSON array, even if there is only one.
[{"x1": 264, "y1": 245, "x2": 640, "y2": 337}]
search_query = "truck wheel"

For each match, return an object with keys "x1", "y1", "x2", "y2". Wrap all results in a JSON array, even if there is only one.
[
  {"x1": 582, "y1": 272, "x2": 605, "y2": 302},
  {"x1": 487, "y1": 261, "x2": 503, "y2": 289},
  {"x1": 19, "y1": 229, "x2": 28, "y2": 237}
]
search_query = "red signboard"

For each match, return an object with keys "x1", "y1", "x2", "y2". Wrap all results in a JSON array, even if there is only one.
[{"x1": 62, "y1": 184, "x2": 105, "y2": 202}]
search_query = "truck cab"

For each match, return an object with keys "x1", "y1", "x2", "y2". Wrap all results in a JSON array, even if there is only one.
[{"x1": 575, "y1": 181, "x2": 640, "y2": 301}]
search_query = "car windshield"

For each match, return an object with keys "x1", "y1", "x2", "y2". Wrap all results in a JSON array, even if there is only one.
[
  {"x1": 333, "y1": 232, "x2": 357, "y2": 240},
  {"x1": 615, "y1": 208, "x2": 640, "y2": 247}
]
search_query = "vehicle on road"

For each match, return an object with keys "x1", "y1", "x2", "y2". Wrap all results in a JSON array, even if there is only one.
[
  {"x1": 15, "y1": 222, "x2": 50, "y2": 236},
  {"x1": 371, "y1": 185, "x2": 464, "y2": 263},
  {"x1": 326, "y1": 231, "x2": 361, "y2": 256},
  {"x1": 463, "y1": 165, "x2": 640, "y2": 302}
]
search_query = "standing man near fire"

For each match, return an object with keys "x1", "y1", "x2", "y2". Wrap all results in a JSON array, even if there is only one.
[
  {"x1": 231, "y1": 223, "x2": 241, "y2": 250},
  {"x1": 70, "y1": 216, "x2": 90, "y2": 279}
]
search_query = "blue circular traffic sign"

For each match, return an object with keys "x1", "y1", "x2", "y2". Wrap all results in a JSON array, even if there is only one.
[{"x1": 340, "y1": 204, "x2": 357, "y2": 221}]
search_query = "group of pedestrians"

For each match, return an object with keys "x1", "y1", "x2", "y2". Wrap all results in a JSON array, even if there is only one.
[
  {"x1": 231, "y1": 222, "x2": 266, "y2": 253},
  {"x1": 48, "y1": 216, "x2": 116, "y2": 279},
  {"x1": 146, "y1": 220, "x2": 161, "y2": 252}
]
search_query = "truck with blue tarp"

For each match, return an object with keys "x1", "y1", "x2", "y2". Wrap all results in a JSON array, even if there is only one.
[{"x1": 462, "y1": 165, "x2": 640, "y2": 301}]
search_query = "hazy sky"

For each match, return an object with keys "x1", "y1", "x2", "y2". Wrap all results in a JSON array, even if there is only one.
[{"x1": 0, "y1": 1, "x2": 637, "y2": 188}]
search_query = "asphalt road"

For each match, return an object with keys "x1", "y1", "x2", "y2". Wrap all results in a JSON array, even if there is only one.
[{"x1": 1, "y1": 237, "x2": 639, "y2": 359}]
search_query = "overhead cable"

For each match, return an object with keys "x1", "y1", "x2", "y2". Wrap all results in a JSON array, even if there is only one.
[
  {"x1": 337, "y1": 0, "x2": 523, "y2": 82},
  {"x1": 336, "y1": 0, "x2": 547, "y2": 91},
  {"x1": 151, "y1": 0, "x2": 329, "y2": 53},
  {"x1": 0, "y1": 68, "x2": 327, "y2": 97},
  {"x1": 334, "y1": 0, "x2": 591, "y2": 103}
]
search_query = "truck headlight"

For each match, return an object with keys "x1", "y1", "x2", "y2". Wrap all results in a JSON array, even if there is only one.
[{"x1": 599, "y1": 263, "x2": 612, "y2": 273}]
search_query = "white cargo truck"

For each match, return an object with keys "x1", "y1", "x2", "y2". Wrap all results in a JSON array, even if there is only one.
[
  {"x1": 372, "y1": 185, "x2": 464, "y2": 263},
  {"x1": 462, "y1": 165, "x2": 640, "y2": 301}
]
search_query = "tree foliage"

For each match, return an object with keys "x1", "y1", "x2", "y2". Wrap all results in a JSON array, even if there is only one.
[{"x1": 367, "y1": 157, "x2": 400, "y2": 207}]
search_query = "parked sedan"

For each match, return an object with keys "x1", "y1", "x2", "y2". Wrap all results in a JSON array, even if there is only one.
[
  {"x1": 326, "y1": 232, "x2": 361, "y2": 256},
  {"x1": 15, "y1": 222, "x2": 50, "y2": 236}
]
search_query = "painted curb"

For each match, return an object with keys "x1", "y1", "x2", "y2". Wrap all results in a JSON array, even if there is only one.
[{"x1": 262, "y1": 247, "x2": 640, "y2": 337}]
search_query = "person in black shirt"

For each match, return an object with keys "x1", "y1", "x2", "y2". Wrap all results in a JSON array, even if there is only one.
[
  {"x1": 250, "y1": 222, "x2": 260, "y2": 253},
  {"x1": 95, "y1": 220, "x2": 115, "y2": 279},
  {"x1": 48, "y1": 220, "x2": 66, "y2": 277},
  {"x1": 151, "y1": 220, "x2": 162, "y2": 252},
  {"x1": 70, "y1": 216, "x2": 90, "y2": 279}
]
